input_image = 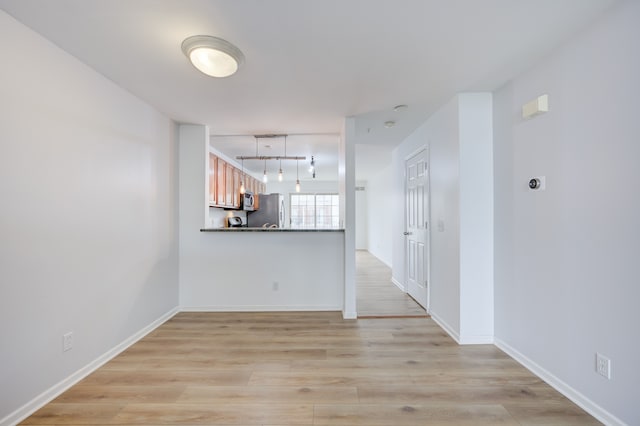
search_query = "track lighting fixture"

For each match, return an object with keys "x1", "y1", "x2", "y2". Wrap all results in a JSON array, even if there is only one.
[{"x1": 235, "y1": 135, "x2": 311, "y2": 187}]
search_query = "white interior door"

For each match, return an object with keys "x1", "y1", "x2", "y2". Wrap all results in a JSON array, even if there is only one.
[{"x1": 405, "y1": 149, "x2": 429, "y2": 309}]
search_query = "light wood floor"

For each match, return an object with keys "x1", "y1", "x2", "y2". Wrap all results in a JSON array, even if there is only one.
[
  {"x1": 356, "y1": 250, "x2": 427, "y2": 318},
  {"x1": 23, "y1": 312, "x2": 600, "y2": 425}
]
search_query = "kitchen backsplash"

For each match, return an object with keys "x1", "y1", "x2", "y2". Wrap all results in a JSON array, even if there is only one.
[{"x1": 208, "y1": 207, "x2": 246, "y2": 228}]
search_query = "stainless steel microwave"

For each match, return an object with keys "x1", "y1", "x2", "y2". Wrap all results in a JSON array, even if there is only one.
[{"x1": 242, "y1": 191, "x2": 255, "y2": 211}]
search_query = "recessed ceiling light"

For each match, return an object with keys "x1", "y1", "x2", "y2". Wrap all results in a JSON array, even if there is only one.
[
  {"x1": 181, "y1": 35, "x2": 244, "y2": 78},
  {"x1": 393, "y1": 104, "x2": 408, "y2": 112},
  {"x1": 384, "y1": 120, "x2": 396, "y2": 128}
]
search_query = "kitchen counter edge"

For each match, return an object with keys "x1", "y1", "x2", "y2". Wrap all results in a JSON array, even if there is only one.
[{"x1": 200, "y1": 228, "x2": 344, "y2": 233}]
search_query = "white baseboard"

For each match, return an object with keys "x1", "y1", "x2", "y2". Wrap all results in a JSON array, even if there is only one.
[
  {"x1": 180, "y1": 305, "x2": 342, "y2": 312},
  {"x1": 430, "y1": 310, "x2": 461, "y2": 343},
  {"x1": 494, "y1": 338, "x2": 626, "y2": 426},
  {"x1": 342, "y1": 310, "x2": 357, "y2": 319},
  {"x1": 0, "y1": 307, "x2": 179, "y2": 426},
  {"x1": 459, "y1": 334, "x2": 494, "y2": 345},
  {"x1": 429, "y1": 311, "x2": 493, "y2": 345},
  {"x1": 391, "y1": 277, "x2": 405, "y2": 292},
  {"x1": 2, "y1": 305, "x2": 625, "y2": 426},
  {"x1": 365, "y1": 250, "x2": 392, "y2": 269}
]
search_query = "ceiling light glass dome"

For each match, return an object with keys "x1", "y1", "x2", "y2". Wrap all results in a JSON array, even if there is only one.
[{"x1": 181, "y1": 35, "x2": 244, "y2": 78}]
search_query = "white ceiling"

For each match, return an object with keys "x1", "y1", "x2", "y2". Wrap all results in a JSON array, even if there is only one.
[{"x1": 0, "y1": 0, "x2": 617, "y2": 180}]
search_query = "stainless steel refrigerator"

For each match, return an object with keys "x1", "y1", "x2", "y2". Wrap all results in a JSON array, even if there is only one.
[{"x1": 247, "y1": 193, "x2": 285, "y2": 228}]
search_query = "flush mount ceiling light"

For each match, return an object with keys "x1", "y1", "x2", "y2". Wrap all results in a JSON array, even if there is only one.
[
  {"x1": 384, "y1": 120, "x2": 396, "y2": 128},
  {"x1": 393, "y1": 104, "x2": 408, "y2": 112},
  {"x1": 181, "y1": 35, "x2": 244, "y2": 78}
]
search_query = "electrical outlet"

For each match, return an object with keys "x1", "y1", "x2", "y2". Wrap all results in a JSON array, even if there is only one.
[
  {"x1": 596, "y1": 353, "x2": 611, "y2": 379},
  {"x1": 63, "y1": 332, "x2": 73, "y2": 352},
  {"x1": 272, "y1": 281, "x2": 279, "y2": 291}
]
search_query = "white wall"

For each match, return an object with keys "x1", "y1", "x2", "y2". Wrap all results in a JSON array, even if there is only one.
[
  {"x1": 458, "y1": 94, "x2": 494, "y2": 343},
  {"x1": 267, "y1": 178, "x2": 339, "y2": 195},
  {"x1": 179, "y1": 125, "x2": 345, "y2": 311},
  {"x1": 355, "y1": 182, "x2": 368, "y2": 250},
  {"x1": 0, "y1": 11, "x2": 178, "y2": 424},
  {"x1": 391, "y1": 94, "x2": 493, "y2": 343},
  {"x1": 422, "y1": 97, "x2": 461, "y2": 334},
  {"x1": 493, "y1": 2, "x2": 640, "y2": 424},
  {"x1": 365, "y1": 166, "x2": 393, "y2": 266},
  {"x1": 341, "y1": 118, "x2": 357, "y2": 318}
]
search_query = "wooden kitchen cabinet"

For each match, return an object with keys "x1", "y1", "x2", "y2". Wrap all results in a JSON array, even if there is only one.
[
  {"x1": 216, "y1": 158, "x2": 226, "y2": 206},
  {"x1": 225, "y1": 162, "x2": 234, "y2": 207},
  {"x1": 232, "y1": 168, "x2": 240, "y2": 208},
  {"x1": 209, "y1": 153, "x2": 254, "y2": 209},
  {"x1": 208, "y1": 154, "x2": 217, "y2": 206}
]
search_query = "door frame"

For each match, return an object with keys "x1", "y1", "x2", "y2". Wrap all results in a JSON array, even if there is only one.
[{"x1": 404, "y1": 146, "x2": 431, "y2": 313}]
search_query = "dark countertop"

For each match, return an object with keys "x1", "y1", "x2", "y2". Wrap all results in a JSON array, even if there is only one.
[{"x1": 200, "y1": 228, "x2": 344, "y2": 232}]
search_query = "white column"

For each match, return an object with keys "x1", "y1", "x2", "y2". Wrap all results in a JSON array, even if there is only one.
[
  {"x1": 341, "y1": 117, "x2": 357, "y2": 318},
  {"x1": 178, "y1": 124, "x2": 209, "y2": 307}
]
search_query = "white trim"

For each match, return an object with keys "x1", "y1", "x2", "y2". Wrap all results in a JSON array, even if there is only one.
[
  {"x1": 368, "y1": 251, "x2": 392, "y2": 269},
  {"x1": 391, "y1": 277, "x2": 405, "y2": 292},
  {"x1": 459, "y1": 334, "x2": 494, "y2": 345},
  {"x1": 380, "y1": 258, "x2": 392, "y2": 269},
  {"x1": 431, "y1": 310, "x2": 493, "y2": 345},
  {"x1": 430, "y1": 310, "x2": 461, "y2": 344},
  {"x1": 181, "y1": 305, "x2": 342, "y2": 312},
  {"x1": 425, "y1": 145, "x2": 432, "y2": 314},
  {"x1": 495, "y1": 338, "x2": 626, "y2": 426},
  {"x1": 342, "y1": 310, "x2": 357, "y2": 319},
  {"x1": 0, "y1": 307, "x2": 179, "y2": 426}
]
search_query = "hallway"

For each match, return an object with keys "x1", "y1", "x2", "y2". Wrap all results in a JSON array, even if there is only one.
[{"x1": 356, "y1": 250, "x2": 427, "y2": 318}]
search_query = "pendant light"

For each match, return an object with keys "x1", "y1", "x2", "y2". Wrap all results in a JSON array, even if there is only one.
[
  {"x1": 278, "y1": 135, "x2": 286, "y2": 182},
  {"x1": 235, "y1": 134, "x2": 307, "y2": 189},
  {"x1": 309, "y1": 155, "x2": 316, "y2": 179},
  {"x1": 262, "y1": 159, "x2": 268, "y2": 183},
  {"x1": 239, "y1": 158, "x2": 245, "y2": 194}
]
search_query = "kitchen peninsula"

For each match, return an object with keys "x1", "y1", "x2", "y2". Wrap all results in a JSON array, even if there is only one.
[
  {"x1": 201, "y1": 228, "x2": 343, "y2": 232},
  {"x1": 179, "y1": 125, "x2": 347, "y2": 315}
]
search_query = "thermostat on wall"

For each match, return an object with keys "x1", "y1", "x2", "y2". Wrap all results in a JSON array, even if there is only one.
[{"x1": 528, "y1": 176, "x2": 546, "y2": 191}]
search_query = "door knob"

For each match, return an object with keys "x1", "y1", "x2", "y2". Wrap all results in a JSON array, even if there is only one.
[{"x1": 403, "y1": 231, "x2": 412, "y2": 236}]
